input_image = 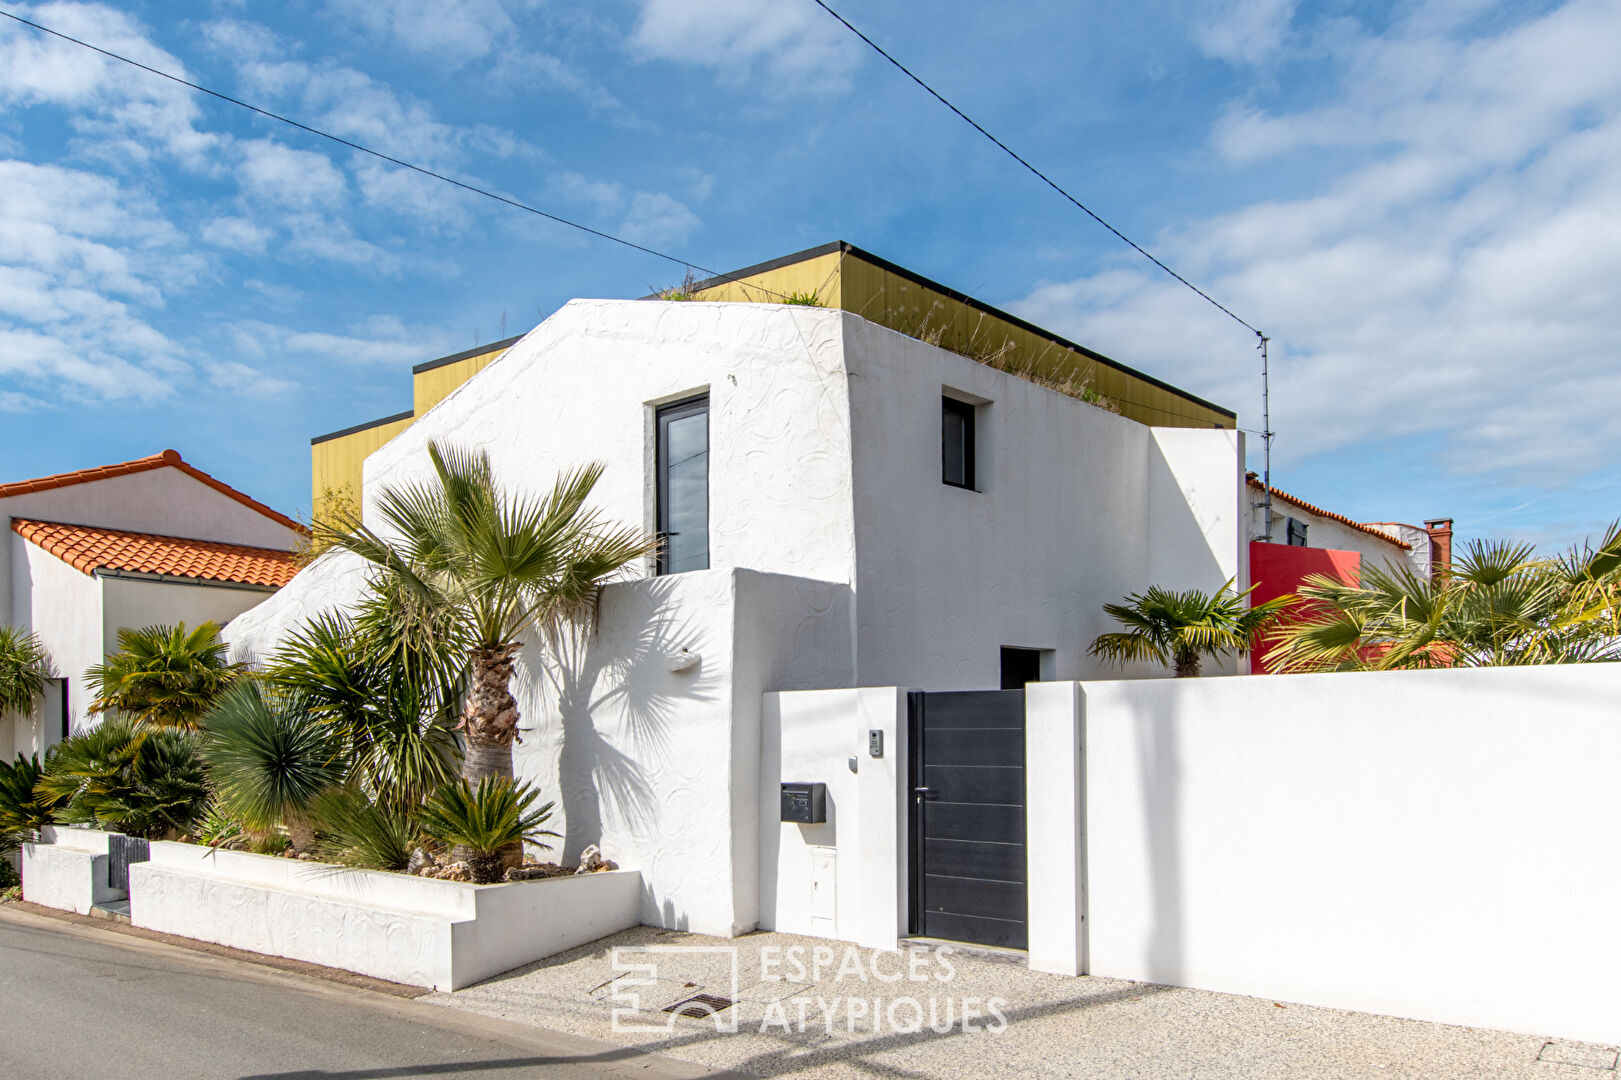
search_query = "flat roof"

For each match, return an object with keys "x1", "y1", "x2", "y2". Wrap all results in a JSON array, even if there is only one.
[
  {"x1": 310, "y1": 410, "x2": 414, "y2": 446},
  {"x1": 669, "y1": 241, "x2": 1237, "y2": 421},
  {"x1": 411, "y1": 334, "x2": 525, "y2": 376}
]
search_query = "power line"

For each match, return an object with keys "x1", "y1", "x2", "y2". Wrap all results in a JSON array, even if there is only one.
[
  {"x1": 0, "y1": 8, "x2": 725, "y2": 282},
  {"x1": 809, "y1": 0, "x2": 1264, "y2": 341}
]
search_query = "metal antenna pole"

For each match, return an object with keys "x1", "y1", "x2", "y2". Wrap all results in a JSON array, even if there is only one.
[{"x1": 1260, "y1": 334, "x2": 1274, "y2": 543}]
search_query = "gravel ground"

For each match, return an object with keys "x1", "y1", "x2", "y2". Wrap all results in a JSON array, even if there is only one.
[{"x1": 427, "y1": 926, "x2": 1616, "y2": 1080}]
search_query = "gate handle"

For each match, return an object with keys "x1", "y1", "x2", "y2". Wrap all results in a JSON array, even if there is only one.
[{"x1": 913, "y1": 786, "x2": 934, "y2": 797}]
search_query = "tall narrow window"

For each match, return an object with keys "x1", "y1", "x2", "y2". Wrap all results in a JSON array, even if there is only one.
[
  {"x1": 656, "y1": 395, "x2": 710, "y2": 574},
  {"x1": 942, "y1": 396, "x2": 975, "y2": 489}
]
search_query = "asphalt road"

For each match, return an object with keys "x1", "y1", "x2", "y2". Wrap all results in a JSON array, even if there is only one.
[{"x1": 0, "y1": 909, "x2": 723, "y2": 1080}]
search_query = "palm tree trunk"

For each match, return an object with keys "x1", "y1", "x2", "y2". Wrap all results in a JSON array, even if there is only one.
[
  {"x1": 285, "y1": 809, "x2": 315, "y2": 854},
  {"x1": 459, "y1": 642, "x2": 524, "y2": 870},
  {"x1": 1173, "y1": 649, "x2": 1202, "y2": 678}
]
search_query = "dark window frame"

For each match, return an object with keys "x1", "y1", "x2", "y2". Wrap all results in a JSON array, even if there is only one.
[
  {"x1": 655, "y1": 394, "x2": 710, "y2": 575},
  {"x1": 1286, "y1": 516, "x2": 1309, "y2": 547},
  {"x1": 942, "y1": 396, "x2": 976, "y2": 490}
]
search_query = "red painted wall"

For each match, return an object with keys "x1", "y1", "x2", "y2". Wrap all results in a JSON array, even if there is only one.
[{"x1": 1249, "y1": 543, "x2": 1361, "y2": 674}]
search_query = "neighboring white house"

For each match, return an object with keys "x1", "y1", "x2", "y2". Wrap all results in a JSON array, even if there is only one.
[
  {"x1": 1246, "y1": 474, "x2": 1452, "y2": 578},
  {"x1": 226, "y1": 298, "x2": 1245, "y2": 940},
  {"x1": 1, "y1": 450, "x2": 303, "y2": 758}
]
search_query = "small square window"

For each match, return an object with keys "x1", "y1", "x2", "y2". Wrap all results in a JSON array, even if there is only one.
[
  {"x1": 1286, "y1": 517, "x2": 1309, "y2": 547},
  {"x1": 942, "y1": 397, "x2": 975, "y2": 489}
]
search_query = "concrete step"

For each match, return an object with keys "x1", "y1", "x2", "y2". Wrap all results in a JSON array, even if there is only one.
[{"x1": 88, "y1": 900, "x2": 130, "y2": 924}]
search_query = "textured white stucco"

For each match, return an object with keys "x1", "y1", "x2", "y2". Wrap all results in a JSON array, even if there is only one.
[
  {"x1": 840, "y1": 316, "x2": 1243, "y2": 688},
  {"x1": 129, "y1": 840, "x2": 642, "y2": 990},
  {"x1": 1044, "y1": 663, "x2": 1621, "y2": 1045},
  {"x1": 21, "y1": 828, "x2": 123, "y2": 915},
  {"x1": 760, "y1": 687, "x2": 908, "y2": 949}
]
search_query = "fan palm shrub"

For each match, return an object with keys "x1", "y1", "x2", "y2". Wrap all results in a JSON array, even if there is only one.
[
  {"x1": 310, "y1": 787, "x2": 416, "y2": 871},
  {"x1": 1267, "y1": 526, "x2": 1621, "y2": 672},
  {"x1": 200, "y1": 682, "x2": 345, "y2": 853},
  {"x1": 266, "y1": 607, "x2": 463, "y2": 815},
  {"x1": 0, "y1": 626, "x2": 52, "y2": 717},
  {"x1": 417, "y1": 777, "x2": 558, "y2": 884},
  {"x1": 0, "y1": 754, "x2": 53, "y2": 854},
  {"x1": 85, "y1": 622, "x2": 244, "y2": 730},
  {"x1": 35, "y1": 720, "x2": 209, "y2": 839},
  {"x1": 1091, "y1": 580, "x2": 1292, "y2": 677},
  {"x1": 318, "y1": 443, "x2": 651, "y2": 867}
]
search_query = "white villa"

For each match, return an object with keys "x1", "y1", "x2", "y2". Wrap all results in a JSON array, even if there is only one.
[
  {"x1": 226, "y1": 290, "x2": 1245, "y2": 946},
  {"x1": 1, "y1": 450, "x2": 303, "y2": 758}
]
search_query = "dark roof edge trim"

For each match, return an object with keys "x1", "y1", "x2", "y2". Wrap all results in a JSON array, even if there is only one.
[
  {"x1": 310, "y1": 410, "x2": 415, "y2": 446},
  {"x1": 411, "y1": 334, "x2": 526, "y2": 375},
  {"x1": 643, "y1": 240, "x2": 1236, "y2": 421}
]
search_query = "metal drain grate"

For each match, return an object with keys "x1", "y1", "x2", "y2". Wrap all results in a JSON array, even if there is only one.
[{"x1": 662, "y1": 993, "x2": 735, "y2": 1019}]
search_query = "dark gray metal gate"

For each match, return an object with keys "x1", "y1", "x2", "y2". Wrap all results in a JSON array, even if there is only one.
[
  {"x1": 107, "y1": 834, "x2": 149, "y2": 892},
  {"x1": 908, "y1": 689, "x2": 1027, "y2": 949}
]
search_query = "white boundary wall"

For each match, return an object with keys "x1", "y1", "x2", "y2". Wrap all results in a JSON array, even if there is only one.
[
  {"x1": 130, "y1": 841, "x2": 642, "y2": 990},
  {"x1": 1028, "y1": 663, "x2": 1621, "y2": 1045},
  {"x1": 20, "y1": 827, "x2": 123, "y2": 915}
]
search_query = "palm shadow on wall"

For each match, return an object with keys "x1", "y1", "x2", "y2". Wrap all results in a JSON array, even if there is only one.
[{"x1": 521, "y1": 578, "x2": 718, "y2": 862}]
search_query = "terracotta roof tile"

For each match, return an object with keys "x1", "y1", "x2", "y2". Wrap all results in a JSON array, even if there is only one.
[
  {"x1": 1247, "y1": 476, "x2": 1412, "y2": 550},
  {"x1": 0, "y1": 449, "x2": 307, "y2": 534},
  {"x1": 12, "y1": 519, "x2": 299, "y2": 589}
]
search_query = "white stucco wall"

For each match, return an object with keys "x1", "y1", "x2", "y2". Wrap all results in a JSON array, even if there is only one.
[
  {"x1": 100, "y1": 576, "x2": 273, "y2": 664},
  {"x1": 128, "y1": 840, "x2": 642, "y2": 990},
  {"x1": 841, "y1": 315, "x2": 1243, "y2": 688},
  {"x1": 1033, "y1": 663, "x2": 1621, "y2": 1045},
  {"x1": 223, "y1": 564, "x2": 856, "y2": 940},
  {"x1": 11, "y1": 534, "x2": 101, "y2": 736},
  {"x1": 366, "y1": 300, "x2": 858, "y2": 588},
  {"x1": 224, "y1": 549, "x2": 373, "y2": 665},
  {"x1": 760, "y1": 687, "x2": 908, "y2": 949}
]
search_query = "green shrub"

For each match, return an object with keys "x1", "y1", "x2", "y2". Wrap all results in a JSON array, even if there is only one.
[
  {"x1": 85, "y1": 622, "x2": 243, "y2": 731},
  {"x1": 783, "y1": 290, "x2": 823, "y2": 306},
  {"x1": 36, "y1": 721, "x2": 209, "y2": 839},
  {"x1": 0, "y1": 626, "x2": 51, "y2": 716},
  {"x1": 311, "y1": 788, "x2": 416, "y2": 872},
  {"x1": 0, "y1": 754, "x2": 53, "y2": 854},
  {"x1": 417, "y1": 777, "x2": 557, "y2": 884},
  {"x1": 200, "y1": 682, "x2": 346, "y2": 853}
]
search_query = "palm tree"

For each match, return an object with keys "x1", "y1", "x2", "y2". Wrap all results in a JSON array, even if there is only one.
[
  {"x1": 1091, "y1": 580, "x2": 1292, "y2": 677},
  {"x1": 0, "y1": 626, "x2": 52, "y2": 718},
  {"x1": 319, "y1": 443, "x2": 653, "y2": 794},
  {"x1": 265, "y1": 608, "x2": 463, "y2": 815},
  {"x1": 35, "y1": 720, "x2": 210, "y2": 840},
  {"x1": 199, "y1": 682, "x2": 345, "y2": 853},
  {"x1": 1267, "y1": 527, "x2": 1621, "y2": 672},
  {"x1": 85, "y1": 622, "x2": 244, "y2": 730}
]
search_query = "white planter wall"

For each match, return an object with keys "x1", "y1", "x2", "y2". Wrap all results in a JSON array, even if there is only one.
[
  {"x1": 20, "y1": 827, "x2": 124, "y2": 915},
  {"x1": 129, "y1": 841, "x2": 642, "y2": 990},
  {"x1": 1028, "y1": 662, "x2": 1621, "y2": 1046}
]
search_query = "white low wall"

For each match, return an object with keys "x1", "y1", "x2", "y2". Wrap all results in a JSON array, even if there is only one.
[
  {"x1": 1029, "y1": 663, "x2": 1621, "y2": 1045},
  {"x1": 129, "y1": 841, "x2": 642, "y2": 990},
  {"x1": 21, "y1": 827, "x2": 123, "y2": 915},
  {"x1": 760, "y1": 687, "x2": 907, "y2": 949}
]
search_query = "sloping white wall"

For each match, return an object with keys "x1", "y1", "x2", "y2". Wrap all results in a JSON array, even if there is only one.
[
  {"x1": 365, "y1": 300, "x2": 858, "y2": 588},
  {"x1": 1034, "y1": 663, "x2": 1621, "y2": 1045}
]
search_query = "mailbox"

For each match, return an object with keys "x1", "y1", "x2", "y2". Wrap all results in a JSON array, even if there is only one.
[{"x1": 780, "y1": 782, "x2": 827, "y2": 824}]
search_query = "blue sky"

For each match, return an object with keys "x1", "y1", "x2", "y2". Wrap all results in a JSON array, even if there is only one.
[{"x1": 2, "y1": 0, "x2": 1618, "y2": 550}]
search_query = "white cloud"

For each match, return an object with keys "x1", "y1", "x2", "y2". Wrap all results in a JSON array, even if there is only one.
[
  {"x1": 323, "y1": 0, "x2": 515, "y2": 67},
  {"x1": 0, "y1": 2, "x2": 221, "y2": 168},
  {"x1": 1191, "y1": 0, "x2": 1298, "y2": 65},
  {"x1": 618, "y1": 192, "x2": 701, "y2": 247},
  {"x1": 1013, "y1": 0, "x2": 1621, "y2": 509},
  {"x1": 200, "y1": 216, "x2": 273, "y2": 252},
  {"x1": 628, "y1": 0, "x2": 862, "y2": 94},
  {"x1": 207, "y1": 359, "x2": 296, "y2": 397},
  {"x1": 235, "y1": 139, "x2": 348, "y2": 208}
]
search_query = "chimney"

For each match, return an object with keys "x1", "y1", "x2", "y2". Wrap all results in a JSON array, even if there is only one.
[{"x1": 1424, "y1": 518, "x2": 1453, "y2": 581}]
